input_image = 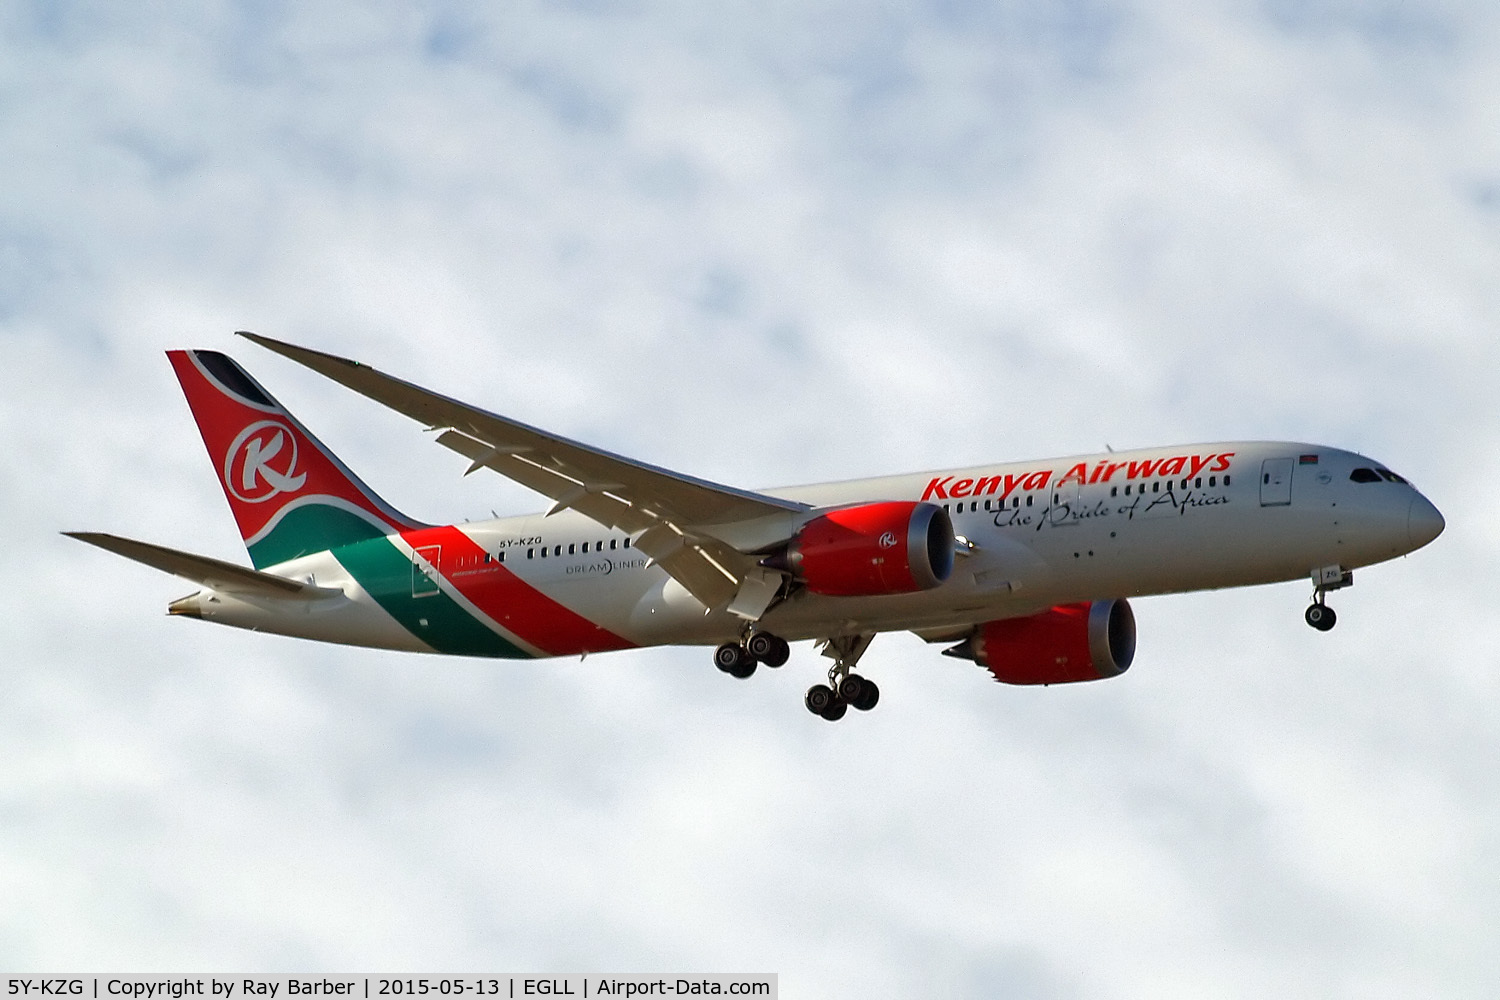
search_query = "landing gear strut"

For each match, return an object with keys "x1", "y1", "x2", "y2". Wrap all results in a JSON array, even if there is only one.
[
  {"x1": 805, "y1": 634, "x2": 879, "y2": 722},
  {"x1": 1305, "y1": 565, "x2": 1352, "y2": 632}
]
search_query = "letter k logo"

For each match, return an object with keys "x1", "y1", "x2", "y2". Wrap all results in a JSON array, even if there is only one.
[{"x1": 225, "y1": 420, "x2": 308, "y2": 503}]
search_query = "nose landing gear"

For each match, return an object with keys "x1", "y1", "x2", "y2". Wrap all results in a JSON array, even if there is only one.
[
  {"x1": 1304, "y1": 600, "x2": 1337, "y2": 632},
  {"x1": 1305, "y1": 565, "x2": 1352, "y2": 632}
]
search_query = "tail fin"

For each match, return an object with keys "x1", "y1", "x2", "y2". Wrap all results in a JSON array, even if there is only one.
[{"x1": 168, "y1": 349, "x2": 425, "y2": 568}]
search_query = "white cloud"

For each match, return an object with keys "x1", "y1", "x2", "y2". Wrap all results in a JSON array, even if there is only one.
[{"x1": 2, "y1": 1, "x2": 1498, "y2": 996}]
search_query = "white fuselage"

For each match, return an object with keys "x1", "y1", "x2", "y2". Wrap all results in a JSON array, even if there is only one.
[{"x1": 182, "y1": 441, "x2": 1442, "y2": 657}]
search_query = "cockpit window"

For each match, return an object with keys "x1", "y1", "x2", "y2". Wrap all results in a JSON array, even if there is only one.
[{"x1": 1350, "y1": 467, "x2": 1411, "y2": 485}]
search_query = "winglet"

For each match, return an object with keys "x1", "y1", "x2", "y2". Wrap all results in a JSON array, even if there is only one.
[{"x1": 237, "y1": 331, "x2": 367, "y2": 373}]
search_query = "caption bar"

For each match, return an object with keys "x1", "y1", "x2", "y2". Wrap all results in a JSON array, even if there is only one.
[{"x1": 6, "y1": 980, "x2": 775, "y2": 1000}]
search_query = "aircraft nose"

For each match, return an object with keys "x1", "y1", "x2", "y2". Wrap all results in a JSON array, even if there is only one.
[{"x1": 1408, "y1": 494, "x2": 1445, "y2": 549}]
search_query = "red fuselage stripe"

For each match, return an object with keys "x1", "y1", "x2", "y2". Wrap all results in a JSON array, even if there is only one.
[{"x1": 402, "y1": 526, "x2": 636, "y2": 656}]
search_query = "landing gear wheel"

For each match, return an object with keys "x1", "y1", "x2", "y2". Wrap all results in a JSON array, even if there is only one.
[
  {"x1": 714, "y1": 642, "x2": 757, "y2": 677},
  {"x1": 746, "y1": 632, "x2": 789, "y2": 667},
  {"x1": 820, "y1": 698, "x2": 848, "y2": 722},
  {"x1": 1305, "y1": 604, "x2": 1337, "y2": 632},
  {"x1": 714, "y1": 642, "x2": 743, "y2": 671},
  {"x1": 839, "y1": 674, "x2": 865, "y2": 704},
  {"x1": 805, "y1": 683, "x2": 837, "y2": 716},
  {"x1": 837, "y1": 674, "x2": 880, "y2": 712}
]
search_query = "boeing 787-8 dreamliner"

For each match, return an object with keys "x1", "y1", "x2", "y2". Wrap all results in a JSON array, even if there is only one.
[{"x1": 69, "y1": 334, "x2": 1444, "y2": 721}]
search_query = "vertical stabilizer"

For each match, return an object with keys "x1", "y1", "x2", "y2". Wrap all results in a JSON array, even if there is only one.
[{"x1": 168, "y1": 349, "x2": 425, "y2": 568}]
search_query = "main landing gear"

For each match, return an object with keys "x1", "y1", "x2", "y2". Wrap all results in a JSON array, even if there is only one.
[
  {"x1": 1305, "y1": 565, "x2": 1353, "y2": 632},
  {"x1": 713, "y1": 631, "x2": 790, "y2": 679},
  {"x1": 805, "y1": 634, "x2": 879, "y2": 722},
  {"x1": 804, "y1": 674, "x2": 880, "y2": 720},
  {"x1": 714, "y1": 630, "x2": 882, "y2": 721}
]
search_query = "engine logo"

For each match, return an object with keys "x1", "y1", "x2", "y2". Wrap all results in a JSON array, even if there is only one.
[{"x1": 878, "y1": 531, "x2": 899, "y2": 549}]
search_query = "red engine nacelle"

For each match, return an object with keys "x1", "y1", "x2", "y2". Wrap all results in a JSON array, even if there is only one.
[
  {"x1": 946, "y1": 599, "x2": 1136, "y2": 684},
  {"x1": 772, "y1": 501, "x2": 955, "y2": 597}
]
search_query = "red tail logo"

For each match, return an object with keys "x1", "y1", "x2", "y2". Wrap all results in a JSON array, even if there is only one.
[
  {"x1": 168, "y1": 349, "x2": 423, "y2": 566},
  {"x1": 224, "y1": 421, "x2": 308, "y2": 503}
]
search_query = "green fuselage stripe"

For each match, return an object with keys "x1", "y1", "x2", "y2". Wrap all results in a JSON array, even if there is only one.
[
  {"x1": 248, "y1": 503, "x2": 392, "y2": 569},
  {"x1": 332, "y1": 535, "x2": 531, "y2": 659}
]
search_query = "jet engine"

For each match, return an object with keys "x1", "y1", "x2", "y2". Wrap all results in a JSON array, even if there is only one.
[
  {"x1": 944, "y1": 599, "x2": 1136, "y2": 684},
  {"x1": 767, "y1": 501, "x2": 955, "y2": 597}
]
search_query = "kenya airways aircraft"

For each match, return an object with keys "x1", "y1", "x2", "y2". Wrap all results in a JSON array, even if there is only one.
[{"x1": 70, "y1": 334, "x2": 1445, "y2": 721}]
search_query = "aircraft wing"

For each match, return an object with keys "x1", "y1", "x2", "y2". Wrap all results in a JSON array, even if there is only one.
[
  {"x1": 64, "y1": 532, "x2": 343, "y2": 600},
  {"x1": 239, "y1": 333, "x2": 808, "y2": 614}
]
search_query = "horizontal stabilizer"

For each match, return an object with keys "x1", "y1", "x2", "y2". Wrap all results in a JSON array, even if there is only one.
[{"x1": 64, "y1": 532, "x2": 343, "y2": 600}]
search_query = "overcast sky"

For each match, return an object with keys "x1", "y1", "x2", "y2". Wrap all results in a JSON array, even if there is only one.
[{"x1": 3, "y1": 1, "x2": 1498, "y2": 996}]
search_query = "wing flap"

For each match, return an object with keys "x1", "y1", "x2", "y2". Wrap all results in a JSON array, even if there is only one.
[
  {"x1": 437, "y1": 430, "x2": 658, "y2": 533},
  {"x1": 65, "y1": 532, "x2": 343, "y2": 600}
]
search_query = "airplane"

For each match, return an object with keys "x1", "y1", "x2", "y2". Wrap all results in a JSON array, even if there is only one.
[{"x1": 68, "y1": 333, "x2": 1446, "y2": 721}]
